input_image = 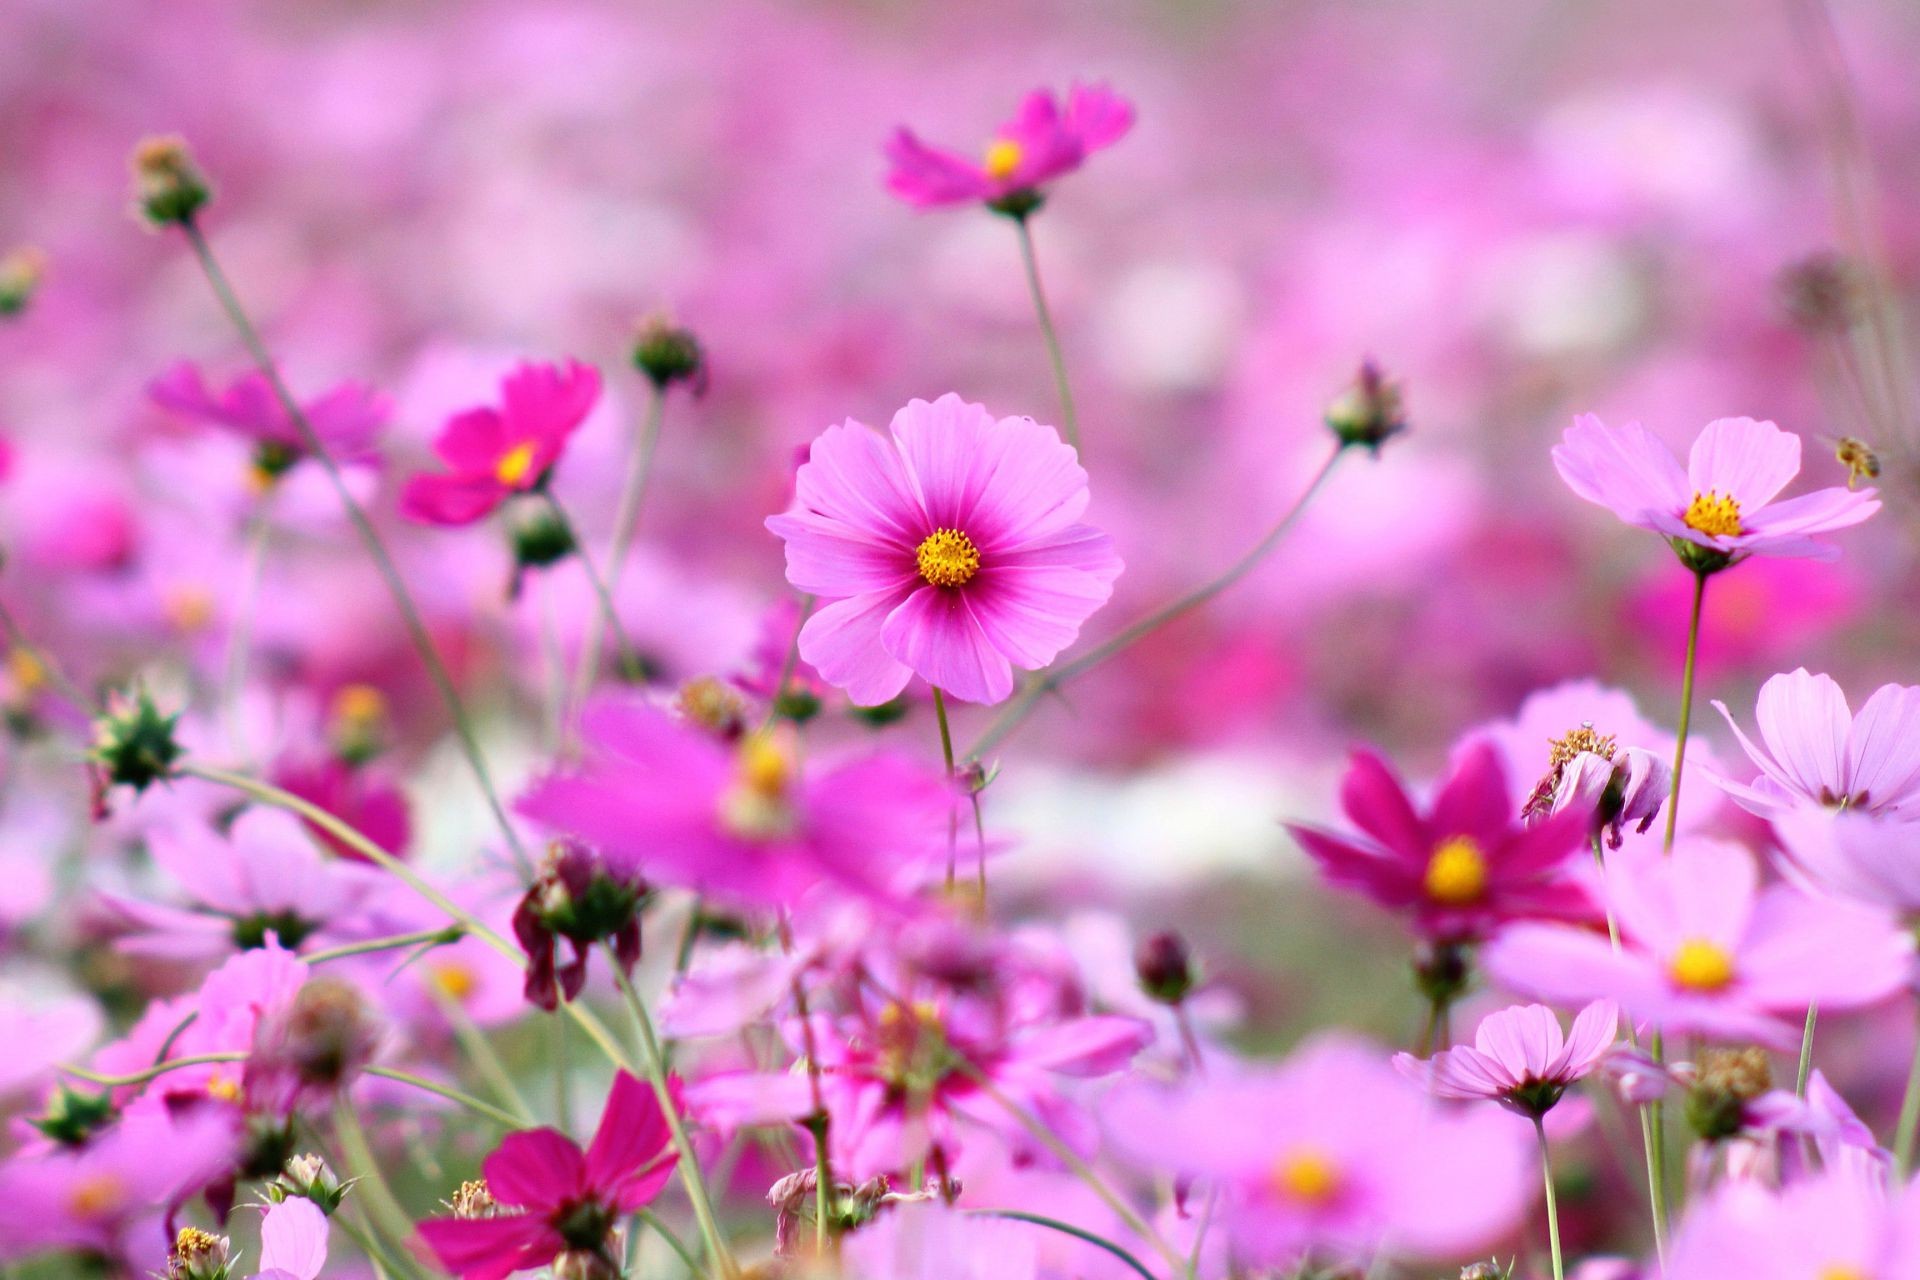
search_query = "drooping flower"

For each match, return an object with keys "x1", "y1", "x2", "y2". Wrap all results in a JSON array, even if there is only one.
[
  {"x1": 1665, "y1": 1166, "x2": 1920, "y2": 1280},
  {"x1": 400, "y1": 360, "x2": 601, "y2": 526},
  {"x1": 1484, "y1": 838, "x2": 1912, "y2": 1046},
  {"x1": 766, "y1": 394, "x2": 1122, "y2": 705},
  {"x1": 1711, "y1": 668, "x2": 1920, "y2": 820},
  {"x1": 1552, "y1": 414, "x2": 1878, "y2": 569},
  {"x1": 1284, "y1": 740, "x2": 1596, "y2": 944},
  {"x1": 885, "y1": 84, "x2": 1133, "y2": 213},
  {"x1": 510, "y1": 839, "x2": 646, "y2": 1011},
  {"x1": 1394, "y1": 1000, "x2": 1618, "y2": 1118},
  {"x1": 415, "y1": 1071, "x2": 679, "y2": 1280},
  {"x1": 149, "y1": 361, "x2": 388, "y2": 479}
]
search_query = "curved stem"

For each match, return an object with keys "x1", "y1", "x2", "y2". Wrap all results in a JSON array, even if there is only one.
[
  {"x1": 178, "y1": 220, "x2": 530, "y2": 875},
  {"x1": 968, "y1": 444, "x2": 1346, "y2": 759},
  {"x1": 568, "y1": 383, "x2": 666, "y2": 723},
  {"x1": 333, "y1": 1097, "x2": 425, "y2": 1264},
  {"x1": 1535, "y1": 1117, "x2": 1564, "y2": 1280},
  {"x1": 364, "y1": 1065, "x2": 526, "y2": 1129},
  {"x1": 638, "y1": 1208, "x2": 702, "y2": 1276},
  {"x1": 1662, "y1": 569, "x2": 1709, "y2": 850},
  {"x1": 968, "y1": 1209, "x2": 1158, "y2": 1280},
  {"x1": 1797, "y1": 1004, "x2": 1820, "y2": 1096},
  {"x1": 304, "y1": 926, "x2": 465, "y2": 966},
  {"x1": 1894, "y1": 1000, "x2": 1920, "y2": 1176},
  {"x1": 62, "y1": 1051, "x2": 244, "y2": 1088},
  {"x1": 1012, "y1": 215, "x2": 1080, "y2": 453}
]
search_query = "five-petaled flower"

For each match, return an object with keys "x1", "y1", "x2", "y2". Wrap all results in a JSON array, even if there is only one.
[
  {"x1": 1394, "y1": 1000, "x2": 1618, "y2": 1118},
  {"x1": 401, "y1": 360, "x2": 601, "y2": 526},
  {"x1": 885, "y1": 84, "x2": 1133, "y2": 214}
]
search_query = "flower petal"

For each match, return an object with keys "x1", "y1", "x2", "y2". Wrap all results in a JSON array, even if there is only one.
[{"x1": 1686, "y1": 417, "x2": 1800, "y2": 509}]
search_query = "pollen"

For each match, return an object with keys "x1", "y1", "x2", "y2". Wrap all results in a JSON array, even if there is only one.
[
  {"x1": 719, "y1": 733, "x2": 797, "y2": 840},
  {"x1": 429, "y1": 961, "x2": 477, "y2": 1002},
  {"x1": 9, "y1": 647, "x2": 45, "y2": 693},
  {"x1": 916, "y1": 528, "x2": 981, "y2": 588},
  {"x1": 1682, "y1": 490, "x2": 1742, "y2": 538},
  {"x1": 1818, "y1": 1268, "x2": 1869, "y2": 1280},
  {"x1": 1669, "y1": 938, "x2": 1736, "y2": 991},
  {"x1": 66, "y1": 1172, "x2": 123, "y2": 1218},
  {"x1": 984, "y1": 139, "x2": 1023, "y2": 180},
  {"x1": 496, "y1": 441, "x2": 538, "y2": 487},
  {"x1": 206, "y1": 1071, "x2": 242, "y2": 1102},
  {"x1": 1424, "y1": 836, "x2": 1489, "y2": 906},
  {"x1": 1272, "y1": 1148, "x2": 1342, "y2": 1206}
]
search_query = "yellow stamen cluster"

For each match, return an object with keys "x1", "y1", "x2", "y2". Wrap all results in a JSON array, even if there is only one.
[
  {"x1": 984, "y1": 139, "x2": 1024, "y2": 180},
  {"x1": 1682, "y1": 490, "x2": 1742, "y2": 538},
  {"x1": 1272, "y1": 1148, "x2": 1342, "y2": 1206},
  {"x1": 496, "y1": 441, "x2": 538, "y2": 487},
  {"x1": 1547, "y1": 722, "x2": 1616, "y2": 768},
  {"x1": 430, "y1": 961, "x2": 478, "y2": 1002},
  {"x1": 9, "y1": 647, "x2": 46, "y2": 694},
  {"x1": 719, "y1": 733, "x2": 797, "y2": 839},
  {"x1": 1424, "y1": 836, "x2": 1489, "y2": 906},
  {"x1": 1817, "y1": 1267, "x2": 1870, "y2": 1280},
  {"x1": 449, "y1": 1178, "x2": 500, "y2": 1219},
  {"x1": 915, "y1": 528, "x2": 981, "y2": 588},
  {"x1": 1669, "y1": 938, "x2": 1736, "y2": 992},
  {"x1": 67, "y1": 1172, "x2": 124, "y2": 1217},
  {"x1": 206, "y1": 1072, "x2": 242, "y2": 1103}
]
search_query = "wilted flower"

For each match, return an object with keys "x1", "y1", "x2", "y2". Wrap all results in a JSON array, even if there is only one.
[
  {"x1": 1521, "y1": 722, "x2": 1669, "y2": 848},
  {"x1": 510, "y1": 840, "x2": 646, "y2": 1012}
]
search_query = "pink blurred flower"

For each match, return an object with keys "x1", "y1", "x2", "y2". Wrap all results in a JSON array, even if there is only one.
[
  {"x1": 416, "y1": 1071, "x2": 678, "y2": 1280},
  {"x1": 400, "y1": 359, "x2": 601, "y2": 526},
  {"x1": 1629, "y1": 556, "x2": 1862, "y2": 680},
  {"x1": 1394, "y1": 999, "x2": 1618, "y2": 1117},
  {"x1": 1666, "y1": 1167, "x2": 1920, "y2": 1279},
  {"x1": 1711, "y1": 668, "x2": 1920, "y2": 819},
  {"x1": 1553, "y1": 414, "x2": 1878, "y2": 565},
  {"x1": 766, "y1": 394, "x2": 1122, "y2": 705},
  {"x1": 520, "y1": 699, "x2": 945, "y2": 911},
  {"x1": 1484, "y1": 838, "x2": 1912, "y2": 1046},
  {"x1": 1775, "y1": 808, "x2": 1920, "y2": 914},
  {"x1": 270, "y1": 756, "x2": 412, "y2": 862},
  {"x1": 885, "y1": 84, "x2": 1133, "y2": 211},
  {"x1": 1285, "y1": 740, "x2": 1596, "y2": 943},
  {"x1": 255, "y1": 1195, "x2": 330, "y2": 1280},
  {"x1": 148, "y1": 361, "x2": 388, "y2": 469}
]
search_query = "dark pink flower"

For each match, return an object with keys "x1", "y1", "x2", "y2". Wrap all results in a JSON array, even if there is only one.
[
  {"x1": 416, "y1": 1072, "x2": 679, "y2": 1280},
  {"x1": 400, "y1": 360, "x2": 601, "y2": 526},
  {"x1": 885, "y1": 84, "x2": 1133, "y2": 210}
]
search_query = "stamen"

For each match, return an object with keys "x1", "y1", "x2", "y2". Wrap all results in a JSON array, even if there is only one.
[
  {"x1": 496, "y1": 441, "x2": 538, "y2": 487},
  {"x1": 915, "y1": 528, "x2": 981, "y2": 588},
  {"x1": 1423, "y1": 836, "x2": 1489, "y2": 906},
  {"x1": 1669, "y1": 938, "x2": 1735, "y2": 991},
  {"x1": 984, "y1": 139, "x2": 1023, "y2": 180},
  {"x1": 1682, "y1": 490, "x2": 1742, "y2": 538},
  {"x1": 1272, "y1": 1148, "x2": 1341, "y2": 1205}
]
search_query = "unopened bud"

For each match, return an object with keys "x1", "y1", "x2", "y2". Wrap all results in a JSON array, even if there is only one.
[
  {"x1": 90, "y1": 688, "x2": 185, "y2": 793},
  {"x1": 270, "y1": 1152, "x2": 349, "y2": 1213},
  {"x1": 131, "y1": 135, "x2": 211, "y2": 227},
  {"x1": 1134, "y1": 931, "x2": 1196, "y2": 1005},
  {"x1": 30, "y1": 1085, "x2": 116, "y2": 1147},
  {"x1": 1325, "y1": 360, "x2": 1407, "y2": 454},
  {"x1": 0, "y1": 247, "x2": 47, "y2": 318},
  {"x1": 631, "y1": 313, "x2": 707, "y2": 393}
]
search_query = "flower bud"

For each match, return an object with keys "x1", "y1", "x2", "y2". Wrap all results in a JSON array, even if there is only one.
[
  {"x1": 1134, "y1": 930, "x2": 1196, "y2": 1005},
  {"x1": 131, "y1": 135, "x2": 212, "y2": 227},
  {"x1": 1411, "y1": 939, "x2": 1471, "y2": 1007},
  {"x1": 0, "y1": 246, "x2": 47, "y2": 318},
  {"x1": 90, "y1": 688, "x2": 185, "y2": 794},
  {"x1": 631, "y1": 313, "x2": 707, "y2": 394},
  {"x1": 30, "y1": 1085, "x2": 117, "y2": 1147},
  {"x1": 269, "y1": 1153, "x2": 349, "y2": 1213},
  {"x1": 1325, "y1": 360, "x2": 1407, "y2": 454},
  {"x1": 167, "y1": 1227, "x2": 232, "y2": 1280}
]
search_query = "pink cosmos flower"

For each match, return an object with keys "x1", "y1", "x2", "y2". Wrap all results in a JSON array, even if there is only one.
[
  {"x1": 1552, "y1": 414, "x2": 1878, "y2": 565},
  {"x1": 1666, "y1": 1167, "x2": 1920, "y2": 1280},
  {"x1": 1775, "y1": 808, "x2": 1920, "y2": 915},
  {"x1": 415, "y1": 1071, "x2": 679, "y2": 1280},
  {"x1": 254, "y1": 1196, "x2": 330, "y2": 1280},
  {"x1": 1711, "y1": 668, "x2": 1920, "y2": 819},
  {"x1": 400, "y1": 360, "x2": 601, "y2": 526},
  {"x1": 1394, "y1": 1000, "x2": 1618, "y2": 1117},
  {"x1": 885, "y1": 84, "x2": 1133, "y2": 211},
  {"x1": 766, "y1": 394, "x2": 1122, "y2": 705},
  {"x1": 1284, "y1": 740, "x2": 1596, "y2": 943},
  {"x1": 520, "y1": 698, "x2": 946, "y2": 911},
  {"x1": 1484, "y1": 838, "x2": 1912, "y2": 1046},
  {"x1": 149, "y1": 360, "x2": 389, "y2": 469},
  {"x1": 271, "y1": 755, "x2": 412, "y2": 862}
]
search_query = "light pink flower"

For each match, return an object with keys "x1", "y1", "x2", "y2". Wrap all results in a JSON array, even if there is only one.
[
  {"x1": 400, "y1": 359, "x2": 601, "y2": 526},
  {"x1": 149, "y1": 361, "x2": 388, "y2": 466},
  {"x1": 1711, "y1": 668, "x2": 1920, "y2": 819},
  {"x1": 765, "y1": 394, "x2": 1122, "y2": 705},
  {"x1": 1484, "y1": 838, "x2": 1912, "y2": 1046},
  {"x1": 1394, "y1": 999, "x2": 1618, "y2": 1117},
  {"x1": 1553, "y1": 414, "x2": 1878, "y2": 565},
  {"x1": 1775, "y1": 807, "x2": 1920, "y2": 914},
  {"x1": 885, "y1": 84, "x2": 1133, "y2": 210},
  {"x1": 255, "y1": 1196, "x2": 330, "y2": 1280},
  {"x1": 1666, "y1": 1166, "x2": 1920, "y2": 1280}
]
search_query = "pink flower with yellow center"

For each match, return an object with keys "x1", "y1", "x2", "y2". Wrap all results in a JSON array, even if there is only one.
[
  {"x1": 884, "y1": 84, "x2": 1133, "y2": 211},
  {"x1": 400, "y1": 360, "x2": 601, "y2": 526}
]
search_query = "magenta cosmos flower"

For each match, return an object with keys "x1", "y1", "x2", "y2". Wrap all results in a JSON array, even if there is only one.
[
  {"x1": 1485, "y1": 838, "x2": 1911, "y2": 1046},
  {"x1": 765, "y1": 394, "x2": 1122, "y2": 705},
  {"x1": 1394, "y1": 1000, "x2": 1618, "y2": 1118},
  {"x1": 1667, "y1": 1167, "x2": 1920, "y2": 1280},
  {"x1": 400, "y1": 359, "x2": 600, "y2": 526},
  {"x1": 149, "y1": 360, "x2": 388, "y2": 472},
  {"x1": 885, "y1": 84, "x2": 1133, "y2": 212},
  {"x1": 1553, "y1": 414, "x2": 1878, "y2": 568},
  {"x1": 1712, "y1": 668, "x2": 1920, "y2": 819},
  {"x1": 416, "y1": 1071, "x2": 678, "y2": 1280},
  {"x1": 1285, "y1": 740, "x2": 1595, "y2": 943}
]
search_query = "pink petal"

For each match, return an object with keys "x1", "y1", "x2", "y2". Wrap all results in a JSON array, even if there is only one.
[
  {"x1": 797, "y1": 588, "x2": 916, "y2": 706},
  {"x1": 416, "y1": 1214, "x2": 559, "y2": 1280},
  {"x1": 482, "y1": 1129, "x2": 587, "y2": 1209},
  {"x1": 431, "y1": 406, "x2": 510, "y2": 473},
  {"x1": 1845, "y1": 684, "x2": 1920, "y2": 809},
  {"x1": 892, "y1": 397, "x2": 1089, "y2": 549},
  {"x1": 968, "y1": 561, "x2": 1116, "y2": 670},
  {"x1": 1428, "y1": 739, "x2": 1512, "y2": 842},
  {"x1": 1742, "y1": 486, "x2": 1880, "y2": 538},
  {"x1": 788, "y1": 419, "x2": 925, "y2": 547},
  {"x1": 1756, "y1": 669, "x2": 1851, "y2": 800},
  {"x1": 879, "y1": 586, "x2": 1014, "y2": 704},
  {"x1": 767, "y1": 510, "x2": 919, "y2": 597},
  {"x1": 400, "y1": 471, "x2": 506, "y2": 526},
  {"x1": 1010, "y1": 1016, "x2": 1153, "y2": 1076},
  {"x1": 1686, "y1": 417, "x2": 1800, "y2": 510},
  {"x1": 1337, "y1": 750, "x2": 1426, "y2": 859},
  {"x1": 584, "y1": 1072, "x2": 676, "y2": 1193},
  {"x1": 883, "y1": 129, "x2": 992, "y2": 208},
  {"x1": 258, "y1": 1198, "x2": 329, "y2": 1280},
  {"x1": 1551, "y1": 414, "x2": 1689, "y2": 525},
  {"x1": 1063, "y1": 82, "x2": 1135, "y2": 151}
]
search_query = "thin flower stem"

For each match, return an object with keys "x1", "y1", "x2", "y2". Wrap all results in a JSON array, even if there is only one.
[
  {"x1": 1012, "y1": 214, "x2": 1080, "y2": 453},
  {"x1": 638, "y1": 1208, "x2": 702, "y2": 1276},
  {"x1": 1797, "y1": 1004, "x2": 1820, "y2": 1096},
  {"x1": 967, "y1": 1209, "x2": 1159, "y2": 1280},
  {"x1": 1589, "y1": 835, "x2": 1624, "y2": 956},
  {"x1": 1535, "y1": 1117, "x2": 1564, "y2": 1280},
  {"x1": 789, "y1": 975, "x2": 837, "y2": 1258},
  {"x1": 1662, "y1": 569, "x2": 1709, "y2": 850},
  {"x1": 539, "y1": 489, "x2": 642, "y2": 687},
  {"x1": 607, "y1": 943, "x2": 739, "y2": 1280},
  {"x1": 178, "y1": 220, "x2": 531, "y2": 876},
  {"x1": 219, "y1": 499, "x2": 273, "y2": 758},
  {"x1": 933, "y1": 686, "x2": 960, "y2": 890},
  {"x1": 303, "y1": 926, "x2": 465, "y2": 966},
  {"x1": 553, "y1": 1005, "x2": 572, "y2": 1132},
  {"x1": 364, "y1": 1065, "x2": 526, "y2": 1129},
  {"x1": 1644, "y1": 1030, "x2": 1671, "y2": 1263},
  {"x1": 333, "y1": 1097, "x2": 426, "y2": 1265},
  {"x1": 569, "y1": 382, "x2": 666, "y2": 723},
  {"x1": 426, "y1": 983, "x2": 539, "y2": 1125},
  {"x1": 968, "y1": 444, "x2": 1347, "y2": 759},
  {"x1": 61, "y1": 1051, "x2": 245, "y2": 1088},
  {"x1": 1895, "y1": 1001, "x2": 1920, "y2": 1176}
]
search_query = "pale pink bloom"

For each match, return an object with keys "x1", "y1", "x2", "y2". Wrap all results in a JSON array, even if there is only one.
[
  {"x1": 885, "y1": 84, "x2": 1133, "y2": 210},
  {"x1": 1774, "y1": 807, "x2": 1920, "y2": 914},
  {"x1": 149, "y1": 361, "x2": 388, "y2": 466},
  {"x1": 1712, "y1": 668, "x2": 1920, "y2": 819},
  {"x1": 1484, "y1": 838, "x2": 1911, "y2": 1046},
  {"x1": 766, "y1": 394, "x2": 1122, "y2": 705},
  {"x1": 1394, "y1": 1000, "x2": 1618, "y2": 1117},
  {"x1": 1666, "y1": 1166, "x2": 1920, "y2": 1280},
  {"x1": 1553, "y1": 414, "x2": 1878, "y2": 563},
  {"x1": 841, "y1": 1202, "x2": 1036, "y2": 1280}
]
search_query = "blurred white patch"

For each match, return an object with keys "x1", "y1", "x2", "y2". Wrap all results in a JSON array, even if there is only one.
[
  {"x1": 1477, "y1": 232, "x2": 1645, "y2": 356},
  {"x1": 1097, "y1": 259, "x2": 1244, "y2": 392}
]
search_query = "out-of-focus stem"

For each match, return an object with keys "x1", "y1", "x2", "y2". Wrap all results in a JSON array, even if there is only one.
[
  {"x1": 304, "y1": 926, "x2": 464, "y2": 965},
  {"x1": 933, "y1": 687, "x2": 959, "y2": 889},
  {"x1": 1895, "y1": 1002, "x2": 1920, "y2": 1176},
  {"x1": 539, "y1": 489, "x2": 640, "y2": 686},
  {"x1": 179, "y1": 220, "x2": 531, "y2": 875},
  {"x1": 1797, "y1": 1004, "x2": 1820, "y2": 1097},
  {"x1": 1012, "y1": 214, "x2": 1080, "y2": 453},
  {"x1": 568, "y1": 383, "x2": 666, "y2": 723},
  {"x1": 332, "y1": 1098, "x2": 422, "y2": 1266},
  {"x1": 364, "y1": 1065, "x2": 523, "y2": 1129},
  {"x1": 219, "y1": 499, "x2": 273, "y2": 758}
]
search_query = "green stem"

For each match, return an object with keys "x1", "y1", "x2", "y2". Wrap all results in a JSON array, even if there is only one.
[
  {"x1": 1535, "y1": 1117, "x2": 1564, "y2": 1280},
  {"x1": 932, "y1": 687, "x2": 959, "y2": 890},
  {"x1": 333, "y1": 1098, "x2": 426, "y2": 1268},
  {"x1": 1012, "y1": 214, "x2": 1080, "y2": 453},
  {"x1": 1662, "y1": 569, "x2": 1709, "y2": 850},
  {"x1": 179, "y1": 219, "x2": 530, "y2": 875},
  {"x1": 967, "y1": 444, "x2": 1346, "y2": 759},
  {"x1": 1797, "y1": 1004, "x2": 1820, "y2": 1096},
  {"x1": 61, "y1": 1051, "x2": 244, "y2": 1088},
  {"x1": 568, "y1": 382, "x2": 666, "y2": 723},
  {"x1": 968, "y1": 1210, "x2": 1158, "y2": 1280},
  {"x1": 304, "y1": 926, "x2": 465, "y2": 966},
  {"x1": 607, "y1": 944, "x2": 739, "y2": 1279},
  {"x1": 364, "y1": 1065, "x2": 524, "y2": 1129},
  {"x1": 1644, "y1": 1030, "x2": 1671, "y2": 1264},
  {"x1": 1895, "y1": 1002, "x2": 1920, "y2": 1176},
  {"x1": 539, "y1": 489, "x2": 641, "y2": 685},
  {"x1": 553, "y1": 1004, "x2": 572, "y2": 1132},
  {"x1": 638, "y1": 1208, "x2": 702, "y2": 1276}
]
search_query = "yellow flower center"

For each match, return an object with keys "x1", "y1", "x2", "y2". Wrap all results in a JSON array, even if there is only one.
[
  {"x1": 915, "y1": 528, "x2": 981, "y2": 588},
  {"x1": 430, "y1": 962, "x2": 477, "y2": 1002},
  {"x1": 66, "y1": 1173, "x2": 123, "y2": 1218},
  {"x1": 1682, "y1": 490, "x2": 1742, "y2": 538},
  {"x1": 1272, "y1": 1148, "x2": 1342, "y2": 1206},
  {"x1": 1820, "y1": 1268, "x2": 1871, "y2": 1280},
  {"x1": 1669, "y1": 938, "x2": 1736, "y2": 991},
  {"x1": 163, "y1": 584, "x2": 216, "y2": 633},
  {"x1": 8, "y1": 647, "x2": 45, "y2": 694},
  {"x1": 984, "y1": 139, "x2": 1024, "y2": 180},
  {"x1": 333, "y1": 682, "x2": 387, "y2": 729},
  {"x1": 495, "y1": 441, "x2": 538, "y2": 487},
  {"x1": 718, "y1": 733, "x2": 797, "y2": 840},
  {"x1": 1424, "y1": 836, "x2": 1489, "y2": 905}
]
